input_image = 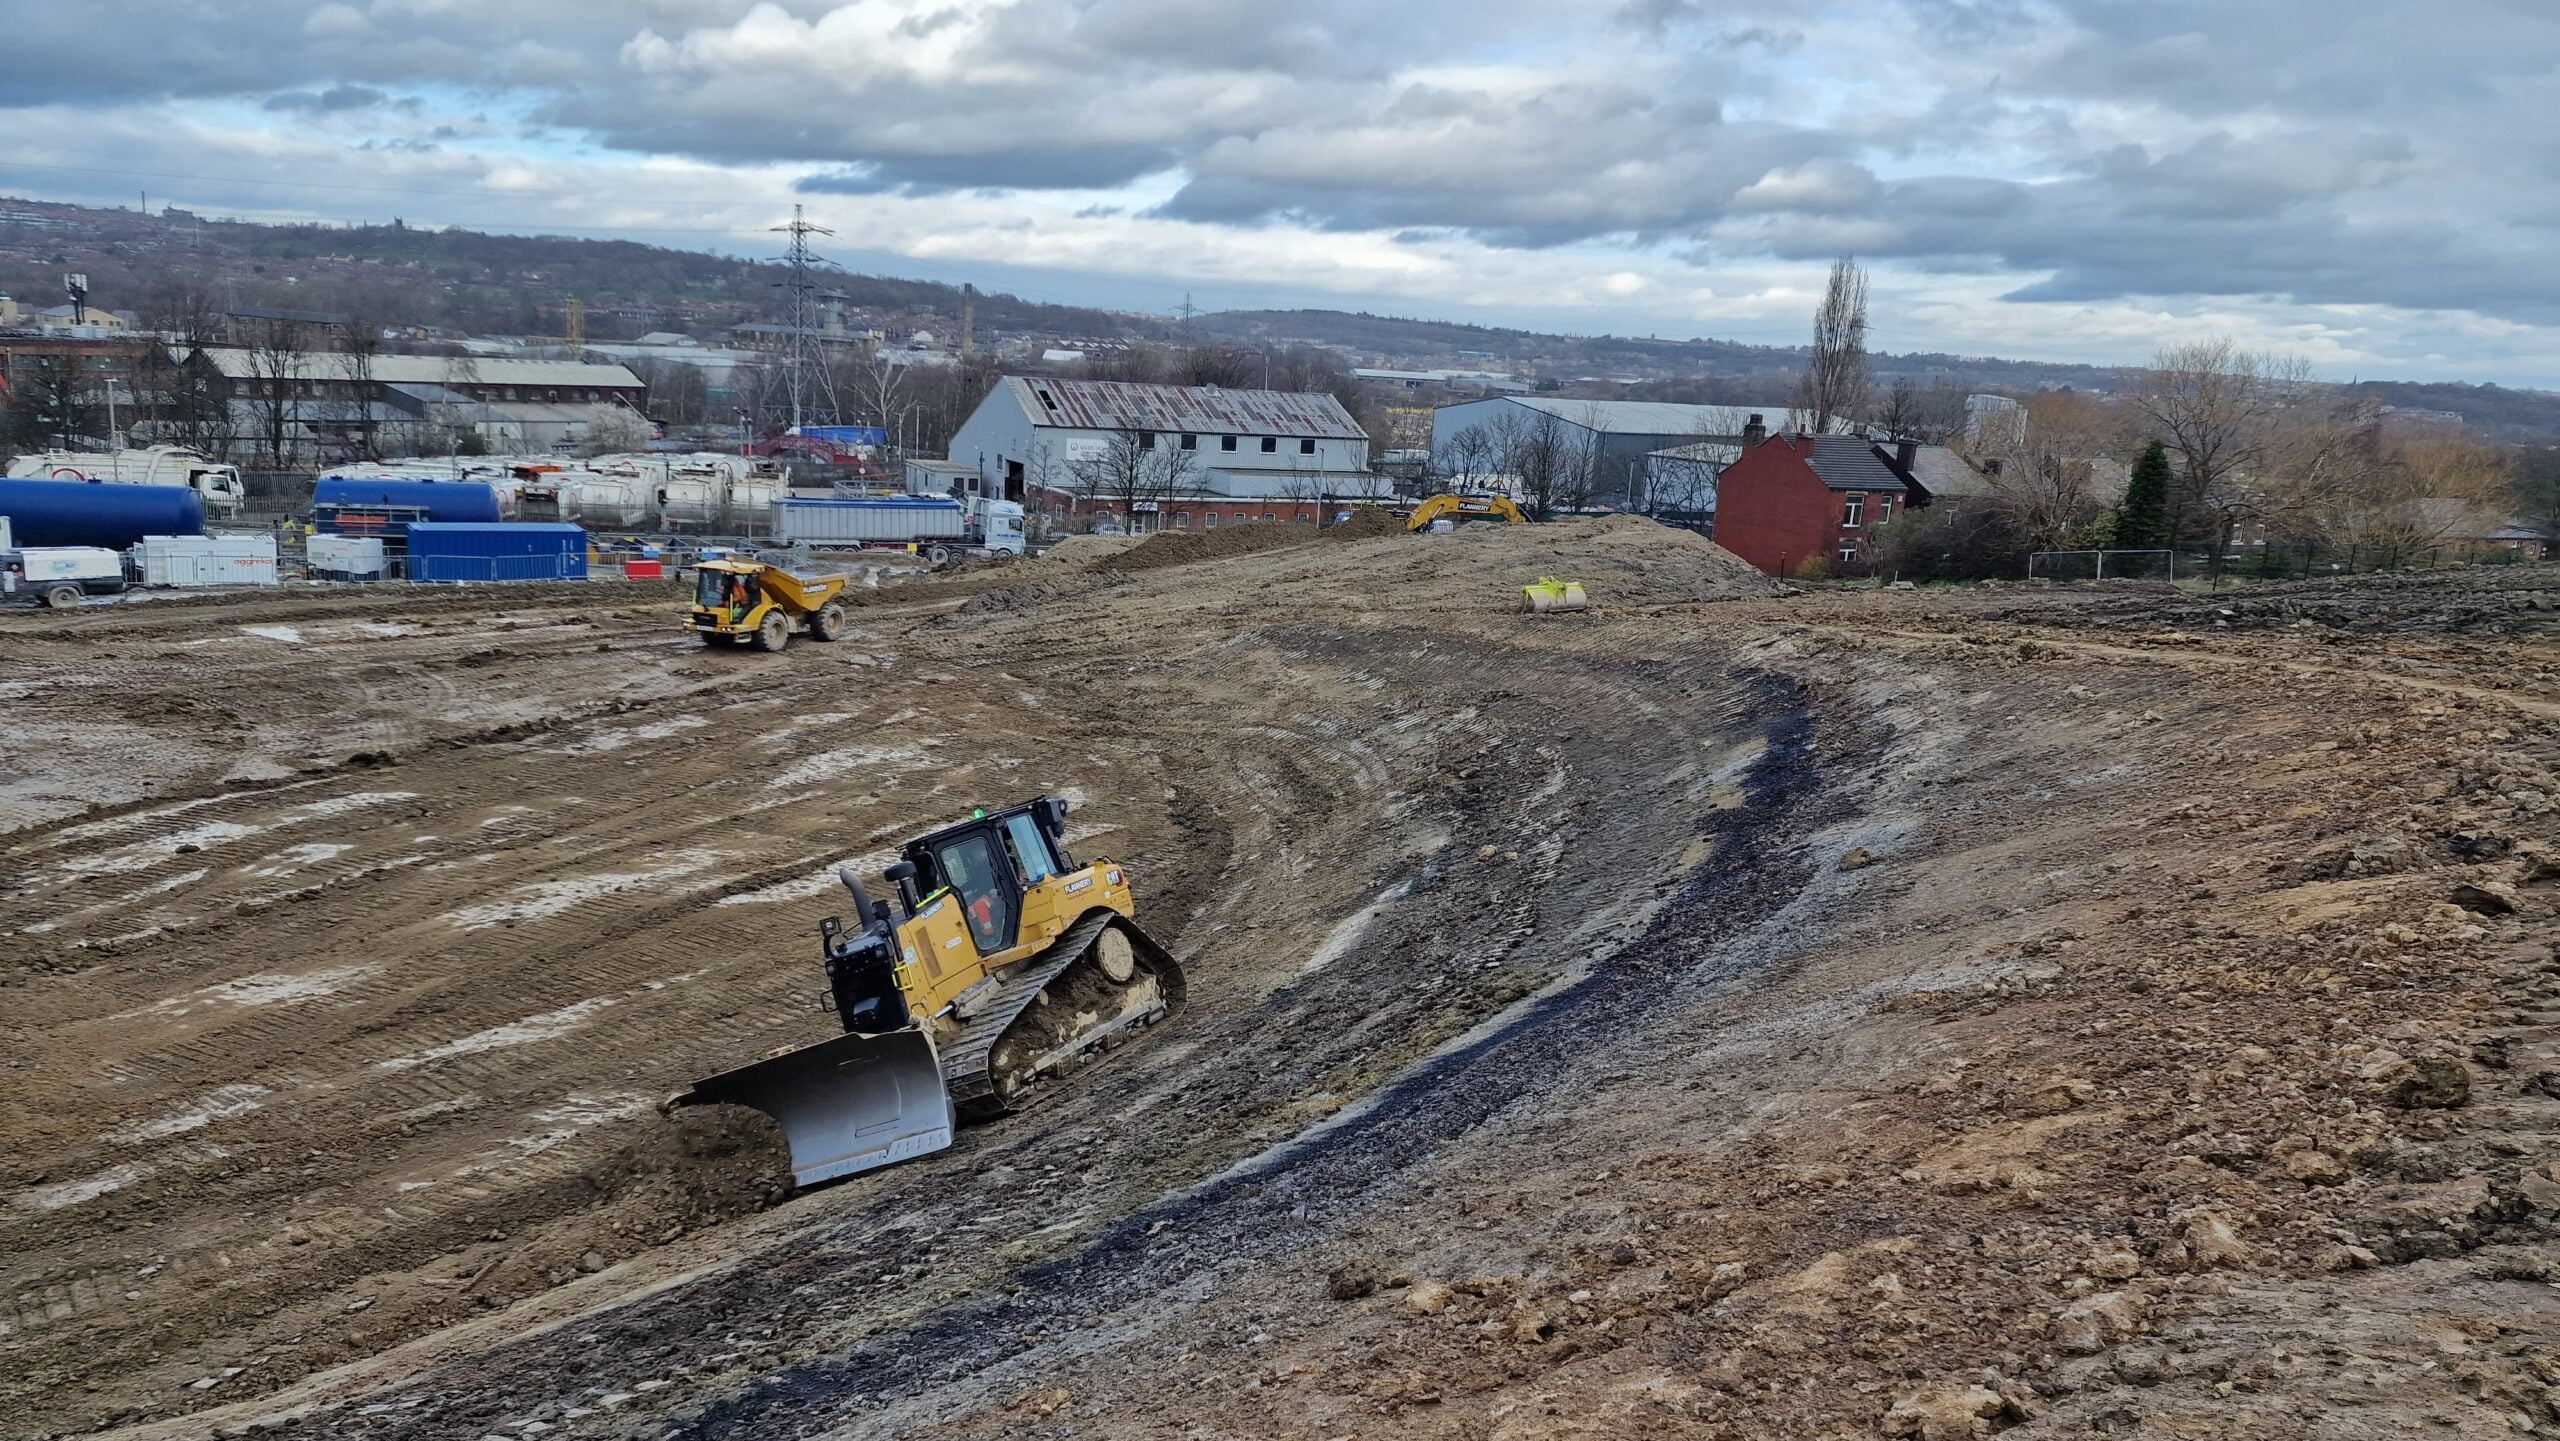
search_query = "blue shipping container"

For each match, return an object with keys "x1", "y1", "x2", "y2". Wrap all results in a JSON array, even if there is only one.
[
  {"x1": 406, "y1": 523, "x2": 588, "y2": 584},
  {"x1": 0, "y1": 479, "x2": 204, "y2": 548},
  {"x1": 788, "y1": 425, "x2": 889, "y2": 447},
  {"x1": 313, "y1": 478, "x2": 503, "y2": 525}
]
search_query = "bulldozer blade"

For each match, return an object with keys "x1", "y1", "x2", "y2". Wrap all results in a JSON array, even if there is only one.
[{"x1": 673, "y1": 1029, "x2": 955, "y2": 1187}]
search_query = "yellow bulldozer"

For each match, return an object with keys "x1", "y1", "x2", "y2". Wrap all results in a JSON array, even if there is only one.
[
  {"x1": 674, "y1": 796, "x2": 1184, "y2": 1185},
  {"x1": 686, "y1": 558, "x2": 851, "y2": 651}
]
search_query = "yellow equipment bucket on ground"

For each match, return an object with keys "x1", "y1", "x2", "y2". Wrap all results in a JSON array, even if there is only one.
[{"x1": 1521, "y1": 577, "x2": 1588, "y2": 614}]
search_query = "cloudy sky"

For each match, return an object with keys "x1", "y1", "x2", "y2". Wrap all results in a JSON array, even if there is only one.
[{"x1": 6, "y1": 1, "x2": 2557, "y2": 383}]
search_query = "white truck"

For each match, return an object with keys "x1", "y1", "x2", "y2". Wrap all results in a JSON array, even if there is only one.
[
  {"x1": 7, "y1": 447, "x2": 246, "y2": 518},
  {"x1": 3, "y1": 546, "x2": 128, "y2": 609}
]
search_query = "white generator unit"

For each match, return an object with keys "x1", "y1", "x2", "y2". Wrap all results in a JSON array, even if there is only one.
[
  {"x1": 137, "y1": 534, "x2": 280, "y2": 587},
  {"x1": 307, "y1": 533, "x2": 387, "y2": 581},
  {"x1": 3, "y1": 546, "x2": 127, "y2": 608}
]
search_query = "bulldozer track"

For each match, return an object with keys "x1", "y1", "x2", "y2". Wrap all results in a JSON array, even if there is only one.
[{"x1": 939, "y1": 910, "x2": 1176, "y2": 1115}]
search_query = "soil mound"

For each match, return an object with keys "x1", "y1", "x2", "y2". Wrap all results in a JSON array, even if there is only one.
[
  {"x1": 1039, "y1": 533, "x2": 1143, "y2": 566},
  {"x1": 1246, "y1": 513, "x2": 1783, "y2": 611},
  {"x1": 1114, "y1": 521, "x2": 1323, "y2": 572},
  {"x1": 1324, "y1": 507, "x2": 1406, "y2": 541}
]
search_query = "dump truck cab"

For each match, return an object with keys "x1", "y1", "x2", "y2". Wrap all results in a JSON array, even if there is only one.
[{"x1": 685, "y1": 557, "x2": 850, "y2": 651}]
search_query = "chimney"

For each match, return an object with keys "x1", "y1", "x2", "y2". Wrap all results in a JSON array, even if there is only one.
[
  {"x1": 1741, "y1": 412, "x2": 1766, "y2": 447},
  {"x1": 1895, "y1": 438, "x2": 1917, "y2": 472}
]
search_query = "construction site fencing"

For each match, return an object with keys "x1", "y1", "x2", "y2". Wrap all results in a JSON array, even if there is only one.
[{"x1": 2177, "y1": 537, "x2": 2541, "y2": 586}]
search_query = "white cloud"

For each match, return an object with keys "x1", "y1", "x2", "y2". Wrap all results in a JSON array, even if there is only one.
[{"x1": 1, "y1": 0, "x2": 2556, "y2": 380}]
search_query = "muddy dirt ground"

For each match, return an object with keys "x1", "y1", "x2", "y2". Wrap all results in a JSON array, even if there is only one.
[{"x1": 4, "y1": 528, "x2": 2556, "y2": 1441}]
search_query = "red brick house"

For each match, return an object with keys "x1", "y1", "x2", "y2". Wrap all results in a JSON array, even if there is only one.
[{"x1": 1714, "y1": 432, "x2": 1929, "y2": 577}]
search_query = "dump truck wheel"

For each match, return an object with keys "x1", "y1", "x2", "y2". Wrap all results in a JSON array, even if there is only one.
[
  {"x1": 43, "y1": 584, "x2": 82, "y2": 610},
  {"x1": 811, "y1": 602, "x2": 847, "y2": 642},
  {"x1": 754, "y1": 612, "x2": 791, "y2": 652},
  {"x1": 925, "y1": 544, "x2": 952, "y2": 565}
]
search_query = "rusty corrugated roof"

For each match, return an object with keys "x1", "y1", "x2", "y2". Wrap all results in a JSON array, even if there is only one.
[{"x1": 1008, "y1": 377, "x2": 1365, "y2": 439}]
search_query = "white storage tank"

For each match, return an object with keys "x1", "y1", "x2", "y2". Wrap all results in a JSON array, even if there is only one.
[
  {"x1": 307, "y1": 533, "x2": 386, "y2": 581},
  {"x1": 138, "y1": 534, "x2": 280, "y2": 587},
  {"x1": 562, "y1": 474, "x2": 652, "y2": 528},
  {"x1": 656, "y1": 477, "x2": 720, "y2": 529}
]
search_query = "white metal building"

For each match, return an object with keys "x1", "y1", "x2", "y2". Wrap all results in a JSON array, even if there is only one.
[
  {"x1": 1432, "y1": 396, "x2": 1830, "y2": 509},
  {"x1": 945, "y1": 377, "x2": 1384, "y2": 529}
]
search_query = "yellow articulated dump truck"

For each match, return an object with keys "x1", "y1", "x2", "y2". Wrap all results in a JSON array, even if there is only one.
[
  {"x1": 672, "y1": 796, "x2": 1184, "y2": 1186},
  {"x1": 686, "y1": 558, "x2": 850, "y2": 651}
]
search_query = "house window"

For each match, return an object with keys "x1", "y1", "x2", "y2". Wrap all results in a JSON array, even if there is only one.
[
  {"x1": 1260, "y1": 436, "x2": 1277, "y2": 453},
  {"x1": 1220, "y1": 434, "x2": 1237, "y2": 451},
  {"x1": 1203, "y1": 512, "x2": 1218, "y2": 528},
  {"x1": 1838, "y1": 544, "x2": 1860, "y2": 564},
  {"x1": 1262, "y1": 511, "x2": 1277, "y2": 522},
  {"x1": 1841, "y1": 494, "x2": 1864, "y2": 528},
  {"x1": 1875, "y1": 495, "x2": 1893, "y2": 525},
  {"x1": 1138, "y1": 431, "x2": 1156, "y2": 449},
  {"x1": 1173, "y1": 511, "x2": 1190, "y2": 529},
  {"x1": 1179, "y1": 433, "x2": 1198, "y2": 450},
  {"x1": 1298, "y1": 437, "x2": 1315, "y2": 455}
]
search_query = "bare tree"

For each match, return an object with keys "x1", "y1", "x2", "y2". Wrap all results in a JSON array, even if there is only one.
[
  {"x1": 1959, "y1": 390, "x2": 2128, "y2": 549},
  {"x1": 846, "y1": 351, "x2": 913, "y2": 449},
  {"x1": 239, "y1": 314, "x2": 313, "y2": 466},
  {"x1": 1791, "y1": 256, "x2": 1872, "y2": 435},
  {"x1": 1646, "y1": 447, "x2": 1726, "y2": 517},
  {"x1": 2130, "y1": 339, "x2": 2304, "y2": 545},
  {"x1": 1181, "y1": 347, "x2": 1261, "y2": 389},
  {"x1": 1503, "y1": 409, "x2": 1565, "y2": 519},
  {"x1": 1070, "y1": 428, "x2": 1196, "y2": 532},
  {"x1": 328, "y1": 301, "x2": 389, "y2": 463},
  {"x1": 1556, "y1": 404, "x2": 1604, "y2": 514},
  {"x1": 1433, "y1": 426, "x2": 1496, "y2": 495},
  {"x1": 134, "y1": 286, "x2": 224, "y2": 450},
  {"x1": 1877, "y1": 374, "x2": 1969, "y2": 442}
]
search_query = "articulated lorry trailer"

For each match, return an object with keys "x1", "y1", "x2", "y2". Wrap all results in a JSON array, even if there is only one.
[{"x1": 771, "y1": 494, "x2": 1026, "y2": 560}]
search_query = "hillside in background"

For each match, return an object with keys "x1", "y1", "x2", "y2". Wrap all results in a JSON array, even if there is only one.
[{"x1": 5, "y1": 196, "x2": 2560, "y2": 440}]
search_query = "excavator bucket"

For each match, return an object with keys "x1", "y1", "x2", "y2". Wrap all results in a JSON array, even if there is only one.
[
  {"x1": 1521, "y1": 577, "x2": 1589, "y2": 614},
  {"x1": 673, "y1": 1029, "x2": 955, "y2": 1187}
]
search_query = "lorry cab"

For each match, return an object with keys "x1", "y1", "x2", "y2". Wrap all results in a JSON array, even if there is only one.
[{"x1": 184, "y1": 463, "x2": 245, "y2": 516}]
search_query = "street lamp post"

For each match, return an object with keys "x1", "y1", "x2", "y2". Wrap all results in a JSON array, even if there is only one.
[{"x1": 103, "y1": 377, "x2": 126, "y2": 449}]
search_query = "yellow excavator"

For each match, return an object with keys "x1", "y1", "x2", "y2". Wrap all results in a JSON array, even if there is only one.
[
  {"x1": 675, "y1": 797, "x2": 1184, "y2": 1185},
  {"x1": 1405, "y1": 493, "x2": 1527, "y2": 530},
  {"x1": 686, "y1": 558, "x2": 851, "y2": 651}
]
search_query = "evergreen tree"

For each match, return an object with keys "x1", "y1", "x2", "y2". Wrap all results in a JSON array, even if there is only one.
[{"x1": 2117, "y1": 440, "x2": 2172, "y2": 549}]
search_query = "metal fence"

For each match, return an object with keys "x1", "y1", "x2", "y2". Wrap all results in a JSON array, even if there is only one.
[
  {"x1": 2026, "y1": 549, "x2": 2176, "y2": 581},
  {"x1": 2181, "y1": 537, "x2": 2540, "y2": 585}
]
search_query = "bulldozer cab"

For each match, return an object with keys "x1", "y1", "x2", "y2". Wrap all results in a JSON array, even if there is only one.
[{"x1": 903, "y1": 799, "x2": 1074, "y2": 960}]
